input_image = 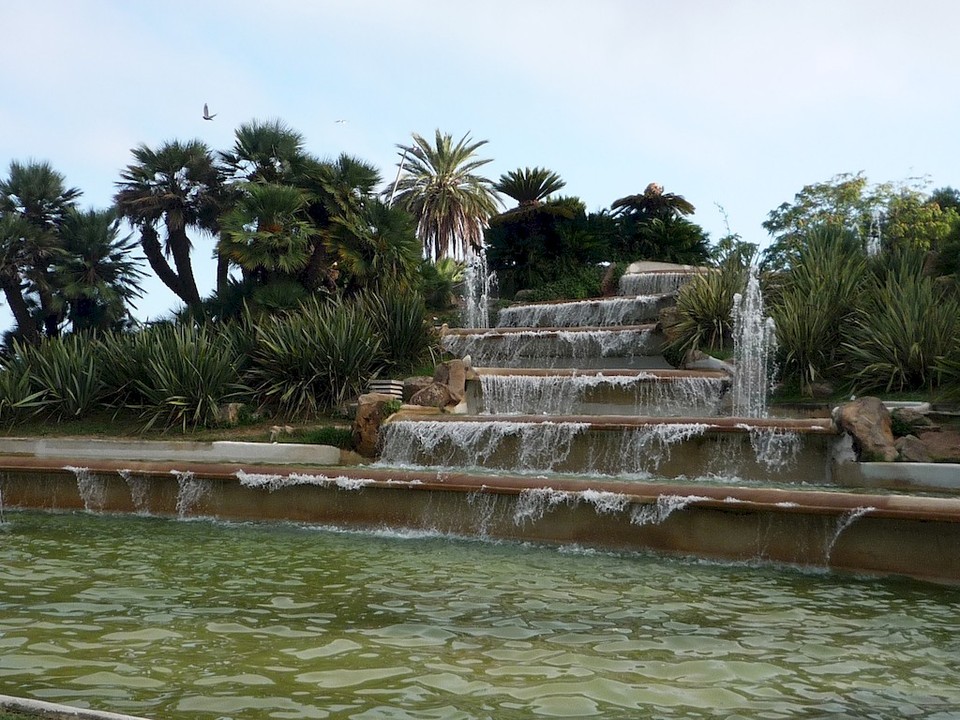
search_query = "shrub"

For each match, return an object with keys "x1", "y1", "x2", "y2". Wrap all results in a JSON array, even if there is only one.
[
  {"x1": 0, "y1": 345, "x2": 45, "y2": 422},
  {"x1": 663, "y1": 259, "x2": 747, "y2": 360},
  {"x1": 767, "y1": 228, "x2": 867, "y2": 392},
  {"x1": 26, "y1": 334, "x2": 106, "y2": 420},
  {"x1": 842, "y1": 249, "x2": 960, "y2": 393},
  {"x1": 359, "y1": 286, "x2": 436, "y2": 375},
  {"x1": 133, "y1": 324, "x2": 248, "y2": 431},
  {"x1": 247, "y1": 298, "x2": 382, "y2": 419}
]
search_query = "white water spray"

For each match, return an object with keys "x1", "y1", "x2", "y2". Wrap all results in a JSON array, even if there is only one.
[
  {"x1": 631, "y1": 494, "x2": 709, "y2": 526},
  {"x1": 732, "y1": 267, "x2": 777, "y2": 418},
  {"x1": 824, "y1": 507, "x2": 874, "y2": 563},
  {"x1": 618, "y1": 272, "x2": 696, "y2": 296},
  {"x1": 463, "y1": 250, "x2": 497, "y2": 329},
  {"x1": 65, "y1": 466, "x2": 106, "y2": 512},
  {"x1": 497, "y1": 296, "x2": 663, "y2": 328}
]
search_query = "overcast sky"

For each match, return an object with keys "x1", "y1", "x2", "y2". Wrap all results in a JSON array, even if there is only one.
[{"x1": 2, "y1": 0, "x2": 958, "y2": 325}]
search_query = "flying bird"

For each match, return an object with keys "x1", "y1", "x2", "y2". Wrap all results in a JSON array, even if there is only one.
[
  {"x1": 335, "y1": 119, "x2": 347, "y2": 124},
  {"x1": 203, "y1": 103, "x2": 217, "y2": 121}
]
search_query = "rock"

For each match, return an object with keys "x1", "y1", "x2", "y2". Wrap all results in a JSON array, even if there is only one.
[
  {"x1": 896, "y1": 435, "x2": 933, "y2": 463},
  {"x1": 351, "y1": 393, "x2": 396, "y2": 458},
  {"x1": 834, "y1": 397, "x2": 897, "y2": 462},
  {"x1": 890, "y1": 407, "x2": 938, "y2": 436},
  {"x1": 446, "y1": 359, "x2": 466, "y2": 402},
  {"x1": 432, "y1": 363, "x2": 450, "y2": 385},
  {"x1": 600, "y1": 264, "x2": 619, "y2": 296},
  {"x1": 683, "y1": 348, "x2": 735, "y2": 375},
  {"x1": 215, "y1": 402, "x2": 244, "y2": 426},
  {"x1": 916, "y1": 430, "x2": 960, "y2": 463},
  {"x1": 410, "y1": 383, "x2": 453, "y2": 409},
  {"x1": 403, "y1": 376, "x2": 433, "y2": 402}
]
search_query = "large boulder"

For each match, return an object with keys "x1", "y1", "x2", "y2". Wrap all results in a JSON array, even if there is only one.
[
  {"x1": 896, "y1": 435, "x2": 933, "y2": 463},
  {"x1": 834, "y1": 397, "x2": 897, "y2": 462},
  {"x1": 403, "y1": 376, "x2": 433, "y2": 402},
  {"x1": 410, "y1": 383, "x2": 453, "y2": 409},
  {"x1": 352, "y1": 393, "x2": 396, "y2": 458},
  {"x1": 890, "y1": 406, "x2": 937, "y2": 436}
]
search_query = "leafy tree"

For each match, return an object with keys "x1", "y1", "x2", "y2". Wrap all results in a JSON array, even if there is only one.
[
  {"x1": 391, "y1": 130, "x2": 501, "y2": 262},
  {"x1": 55, "y1": 208, "x2": 146, "y2": 332},
  {"x1": 611, "y1": 182, "x2": 695, "y2": 221},
  {"x1": 220, "y1": 119, "x2": 312, "y2": 184},
  {"x1": 495, "y1": 167, "x2": 566, "y2": 209},
  {"x1": 0, "y1": 160, "x2": 81, "y2": 339},
  {"x1": 115, "y1": 140, "x2": 225, "y2": 315}
]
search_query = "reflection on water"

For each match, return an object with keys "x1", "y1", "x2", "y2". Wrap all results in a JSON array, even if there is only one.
[{"x1": 0, "y1": 511, "x2": 958, "y2": 719}]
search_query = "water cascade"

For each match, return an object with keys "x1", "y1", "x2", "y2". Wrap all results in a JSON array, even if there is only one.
[
  {"x1": 66, "y1": 465, "x2": 106, "y2": 512},
  {"x1": 462, "y1": 249, "x2": 496, "y2": 329},
  {"x1": 496, "y1": 295, "x2": 668, "y2": 328},
  {"x1": 732, "y1": 267, "x2": 777, "y2": 418},
  {"x1": 173, "y1": 471, "x2": 210, "y2": 517},
  {"x1": 618, "y1": 271, "x2": 698, "y2": 296}
]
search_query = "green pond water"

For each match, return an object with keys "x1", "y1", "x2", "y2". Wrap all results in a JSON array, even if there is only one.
[{"x1": 0, "y1": 510, "x2": 958, "y2": 719}]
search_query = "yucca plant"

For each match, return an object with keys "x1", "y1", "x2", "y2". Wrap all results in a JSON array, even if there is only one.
[
  {"x1": 663, "y1": 259, "x2": 748, "y2": 360},
  {"x1": 133, "y1": 324, "x2": 248, "y2": 431},
  {"x1": 0, "y1": 345, "x2": 46, "y2": 422},
  {"x1": 359, "y1": 286, "x2": 436, "y2": 375},
  {"x1": 767, "y1": 228, "x2": 867, "y2": 392},
  {"x1": 247, "y1": 297, "x2": 383, "y2": 418},
  {"x1": 841, "y1": 256, "x2": 960, "y2": 393},
  {"x1": 25, "y1": 335, "x2": 106, "y2": 420}
]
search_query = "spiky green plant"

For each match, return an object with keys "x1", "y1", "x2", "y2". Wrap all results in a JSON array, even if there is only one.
[
  {"x1": 25, "y1": 334, "x2": 105, "y2": 419},
  {"x1": 767, "y1": 228, "x2": 867, "y2": 392},
  {"x1": 133, "y1": 324, "x2": 247, "y2": 431},
  {"x1": 841, "y1": 253, "x2": 960, "y2": 393},
  {"x1": 247, "y1": 298, "x2": 382, "y2": 418},
  {"x1": 0, "y1": 345, "x2": 46, "y2": 421},
  {"x1": 359, "y1": 286, "x2": 436, "y2": 375},
  {"x1": 663, "y1": 260, "x2": 748, "y2": 361}
]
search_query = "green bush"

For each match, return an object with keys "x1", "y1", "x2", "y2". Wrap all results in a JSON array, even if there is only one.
[
  {"x1": 842, "y1": 250, "x2": 960, "y2": 393},
  {"x1": 27, "y1": 334, "x2": 106, "y2": 420},
  {"x1": 247, "y1": 298, "x2": 382, "y2": 418},
  {"x1": 663, "y1": 259, "x2": 747, "y2": 360},
  {"x1": 286, "y1": 425, "x2": 355, "y2": 449},
  {"x1": 0, "y1": 345, "x2": 45, "y2": 422},
  {"x1": 767, "y1": 228, "x2": 867, "y2": 392},
  {"x1": 360, "y1": 286, "x2": 436, "y2": 375},
  {"x1": 133, "y1": 324, "x2": 248, "y2": 431}
]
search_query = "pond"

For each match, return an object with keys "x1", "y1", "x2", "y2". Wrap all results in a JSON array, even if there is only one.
[{"x1": 1, "y1": 511, "x2": 958, "y2": 719}]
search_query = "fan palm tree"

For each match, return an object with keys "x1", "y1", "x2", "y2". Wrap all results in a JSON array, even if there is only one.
[
  {"x1": 391, "y1": 130, "x2": 501, "y2": 262},
  {"x1": 55, "y1": 208, "x2": 146, "y2": 332},
  {"x1": 0, "y1": 160, "x2": 81, "y2": 339},
  {"x1": 0, "y1": 213, "x2": 43, "y2": 343},
  {"x1": 220, "y1": 119, "x2": 312, "y2": 183},
  {"x1": 115, "y1": 140, "x2": 225, "y2": 313}
]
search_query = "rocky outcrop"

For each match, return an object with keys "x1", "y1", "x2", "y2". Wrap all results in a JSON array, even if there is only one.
[
  {"x1": 352, "y1": 393, "x2": 397, "y2": 458},
  {"x1": 403, "y1": 376, "x2": 433, "y2": 402},
  {"x1": 895, "y1": 435, "x2": 933, "y2": 463},
  {"x1": 408, "y1": 360, "x2": 469, "y2": 411},
  {"x1": 834, "y1": 397, "x2": 897, "y2": 462}
]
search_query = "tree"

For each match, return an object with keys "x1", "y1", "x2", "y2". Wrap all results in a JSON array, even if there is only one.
[
  {"x1": 55, "y1": 208, "x2": 146, "y2": 332},
  {"x1": 495, "y1": 167, "x2": 566, "y2": 209},
  {"x1": 115, "y1": 140, "x2": 225, "y2": 315},
  {"x1": 391, "y1": 130, "x2": 501, "y2": 262},
  {"x1": 0, "y1": 160, "x2": 81, "y2": 340},
  {"x1": 611, "y1": 183, "x2": 709, "y2": 265},
  {"x1": 220, "y1": 119, "x2": 312, "y2": 184}
]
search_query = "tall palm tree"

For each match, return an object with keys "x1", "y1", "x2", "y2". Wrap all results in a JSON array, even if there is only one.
[
  {"x1": 55, "y1": 208, "x2": 146, "y2": 332},
  {"x1": 0, "y1": 160, "x2": 81, "y2": 339},
  {"x1": 220, "y1": 119, "x2": 311, "y2": 183},
  {"x1": 115, "y1": 140, "x2": 225, "y2": 313},
  {"x1": 391, "y1": 130, "x2": 501, "y2": 262}
]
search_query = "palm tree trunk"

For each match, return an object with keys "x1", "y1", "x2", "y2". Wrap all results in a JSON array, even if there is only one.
[
  {"x1": 167, "y1": 225, "x2": 201, "y2": 307},
  {"x1": 0, "y1": 275, "x2": 40, "y2": 344},
  {"x1": 216, "y1": 249, "x2": 230, "y2": 297},
  {"x1": 140, "y1": 225, "x2": 191, "y2": 303}
]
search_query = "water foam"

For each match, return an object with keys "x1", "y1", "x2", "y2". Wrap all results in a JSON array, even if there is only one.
[
  {"x1": 630, "y1": 494, "x2": 709, "y2": 526},
  {"x1": 64, "y1": 465, "x2": 106, "y2": 512},
  {"x1": 618, "y1": 272, "x2": 695, "y2": 296},
  {"x1": 496, "y1": 296, "x2": 663, "y2": 329}
]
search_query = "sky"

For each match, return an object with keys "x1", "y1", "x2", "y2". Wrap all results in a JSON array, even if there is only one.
[{"x1": 2, "y1": 0, "x2": 959, "y2": 327}]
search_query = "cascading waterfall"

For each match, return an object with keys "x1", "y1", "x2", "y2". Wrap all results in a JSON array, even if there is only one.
[
  {"x1": 477, "y1": 373, "x2": 725, "y2": 416},
  {"x1": 496, "y1": 296, "x2": 663, "y2": 328},
  {"x1": 65, "y1": 466, "x2": 106, "y2": 512},
  {"x1": 514, "y1": 488, "x2": 574, "y2": 526},
  {"x1": 618, "y1": 272, "x2": 695, "y2": 296},
  {"x1": 463, "y1": 250, "x2": 496, "y2": 329},
  {"x1": 631, "y1": 494, "x2": 709, "y2": 526},
  {"x1": 118, "y1": 469, "x2": 152, "y2": 513},
  {"x1": 173, "y1": 471, "x2": 211, "y2": 518},
  {"x1": 442, "y1": 327, "x2": 656, "y2": 368},
  {"x1": 378, "y1": 420, "x2": 588, "y2": 473},
  {"x1": 732, "y1": 267, "x2": 777, "y2": 418}
]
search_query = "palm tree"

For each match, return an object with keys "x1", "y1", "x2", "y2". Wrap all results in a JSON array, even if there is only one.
[
  {"x1": 0, "y1": 160, "x2": 81, "y2": 339},
  {"x1": 495, "y1": 167, "x2": 566, "y2": 208},
  {"x1": 55, "y1": 208, "x2": 146, "y2": 332},
  {"x1": 611, "y1": 182, "x2": 696, "y2": 221},
  {"x1": 391, "y1": 130, "x2": 501, "y2": 262},
  {"x1": 115, "y1": 140, "x2": 225, "y2": 314},
  {"x1": 220, "y1": 119, "x2": 311, "y2": 183}
]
